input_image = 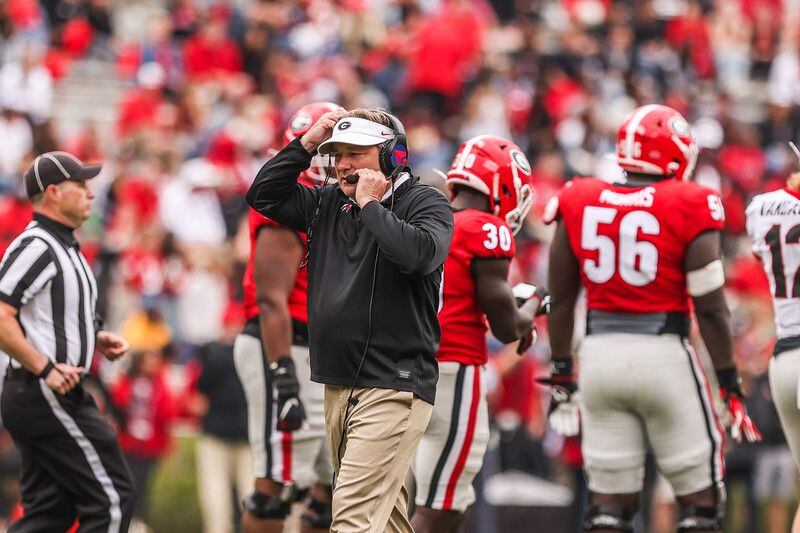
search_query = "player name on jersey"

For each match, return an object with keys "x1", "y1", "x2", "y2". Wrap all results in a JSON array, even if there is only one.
[
  {"x1": 599, "y1": 186, "x2": 655, "y2": 207},
  {"x1": 756, "y1": 199, "x2": 800, "y2": 217}
]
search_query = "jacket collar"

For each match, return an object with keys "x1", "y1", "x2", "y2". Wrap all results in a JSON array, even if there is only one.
[
  {"x1": 33, "y1": 212, "x2": 79, "y2": 247},
  {"x1": 380, "y1": 172, "x2": 414, "y2": 204}
]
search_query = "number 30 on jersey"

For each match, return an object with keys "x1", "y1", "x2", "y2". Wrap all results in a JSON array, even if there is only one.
[{"x1": 483, "y1": 223, "x2": 512, "y2": 251}]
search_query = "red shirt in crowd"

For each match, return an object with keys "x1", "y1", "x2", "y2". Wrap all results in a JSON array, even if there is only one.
[
  {"x1": 111, "y1": 370, "x2": 177, "y2": 459},
  {"x1": 117, "y1": 88, "x2": 166, "y2": 138},
  {"x1": 0, "y1": 197, "x2": 32, "y2": 257},
  {"x1": 182, "y1": 31, "x2": 242, "y2": 81},
  {"x1": 407, "y1": 0, "x2": 485, "y2": 99}
]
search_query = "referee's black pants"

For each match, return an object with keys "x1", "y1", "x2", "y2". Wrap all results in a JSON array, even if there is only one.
[{"x1": 1, "y1": 369, "x2": 134, "y2": 532}]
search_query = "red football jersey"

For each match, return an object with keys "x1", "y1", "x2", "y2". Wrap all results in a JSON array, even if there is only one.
[
  {"x1": 545, "y1": 177, "x2": 725, "y2": 314},
  {"x1": 242, "y1": 209, "x2": 308, "y2": 323},
  {"x1": 437, "y1": 209, "x2": 516, "y2": 366}
]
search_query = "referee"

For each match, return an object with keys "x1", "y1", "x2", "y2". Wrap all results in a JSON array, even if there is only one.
[{"x1": 0, "y1": 152, "x2": 134, "y2": 532}]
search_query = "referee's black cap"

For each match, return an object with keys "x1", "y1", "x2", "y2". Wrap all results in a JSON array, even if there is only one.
[{"x1": 24, "y1": 152, "x2": 102, "y2": 198}]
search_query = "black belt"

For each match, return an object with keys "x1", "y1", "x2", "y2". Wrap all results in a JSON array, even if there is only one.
[
  {"x1": 586, "y1": 310, "x2": 690, "y2": 337},
  {"x1": 774, "y1": 335, "x2": 800, "y2": 356}
]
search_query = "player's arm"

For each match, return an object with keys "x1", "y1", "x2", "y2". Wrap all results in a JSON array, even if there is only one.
[
  {"x1": 253, "y1": 226, "x2": 306, "y2": 431},
  {"x1": 246, "y1": 139, "x2": 322, "y2": 233},
  {"x1": 685, "y1": 230, "x2": 732, "y2": 371},
  {"x1": 685, "y1": 229, "x2": 761, "y2": 442},
  {"x1": 547, "y1": 221, "x2": 581, "y2": 361},
  {"x1": 472, "y1": 258, "x2": 542, "y2": 343},
  {"x1": 538, "y1": 220, "x2": 582, "y2": 437}
]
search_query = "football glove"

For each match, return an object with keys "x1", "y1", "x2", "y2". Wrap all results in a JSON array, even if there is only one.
[
  {"x1": 717, "y1": 367, "x2": 761, "y2": 443},
  {"x1": 536, "y1": 358, "x2": 580, "y2": 436},
  {"x1": 513, "y1": 284, "x2": 551, "y2": 354},
  {"x1": 270, "y1": 357, "x2": 306, "y2": 432},
  {"x1": 512, "y1": 283, "x2": 551, "y2": 315}
]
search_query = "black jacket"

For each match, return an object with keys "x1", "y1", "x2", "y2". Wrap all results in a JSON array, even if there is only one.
[{"x1": 246, "y1": 138, "x2": 453, "y2": 404}]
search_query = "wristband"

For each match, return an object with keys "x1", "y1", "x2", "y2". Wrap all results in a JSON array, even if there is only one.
[
  {"x1": 37, "y1": 360, "x2": 55, "y2": 379},
  {"x1": 549, "y1": 358, "x2": 574, "y2": 376},
  {"x1": 269, "y1": 356, "x2": 294, "y2": 372}
]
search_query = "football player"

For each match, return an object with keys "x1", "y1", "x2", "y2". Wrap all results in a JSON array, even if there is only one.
[
  {"x1": 541, "y1": 104, "x2": 761, "y2": 532},
  {"x1": 233, "y1": 102, "x2": 340, "y2": 533},
  {"x1": 745, "y1": 143, "x2": 800, "y2": 533},
  {"x1": 412, "y1": 135, "x2": 549, "y2": 533}
]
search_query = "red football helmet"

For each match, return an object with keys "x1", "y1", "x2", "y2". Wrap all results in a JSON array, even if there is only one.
[
  {"x1": 284, "y1": 101, "x2": 340, "y2": 183},
  {"x1": 445, "y1": 135, "x2": 534, "y2": 234},
  {"x1": 616, "y1": 104, "x2": 698, "y2": 181}
]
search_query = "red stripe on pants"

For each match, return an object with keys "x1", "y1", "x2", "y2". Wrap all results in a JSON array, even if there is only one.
[
  {"x1": 282, "y1": 431, "x2": 293, "y2": 481},
  {"x1": 442, "y1": 366, "x2": 480, "y2": 510}
]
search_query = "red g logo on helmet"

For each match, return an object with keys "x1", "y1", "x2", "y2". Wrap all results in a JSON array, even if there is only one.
[
  {"x1": 444, "y1": 135, "x2": 534, "y2": 234},
  {"x1": 616, "y1": 104, "x2": 697, "y2": 181},
  {"x1": 283, "y1": 102, "x2": 340, "y2": 183}
]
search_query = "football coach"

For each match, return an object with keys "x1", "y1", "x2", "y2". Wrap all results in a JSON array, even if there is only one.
[
  {"x1": 0, "y1": 152, "x2": 134, "y2": 532},
  {"x1": 246, "y1": 107, "x2": 453, "y2": 532}
]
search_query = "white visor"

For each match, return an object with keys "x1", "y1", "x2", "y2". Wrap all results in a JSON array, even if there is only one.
[{"x1": 317, "y1": 117, "x2": 394, "y2": 155}]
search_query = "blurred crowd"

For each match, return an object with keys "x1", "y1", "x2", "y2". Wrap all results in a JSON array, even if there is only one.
[{"x1": 0, "y1": 0, "x2": 799, "y2": 531}]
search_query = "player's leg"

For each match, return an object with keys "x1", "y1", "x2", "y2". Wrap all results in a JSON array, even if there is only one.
[
  {"x1": 768, "y1": 349, "x2": 800, "y2": 533},
  {"x1": 412, "y1": 363, "x2": 489, "y2": 533},
  {"x1": 579, "y1": 335, "x2": 650, "y2": 532},
  {"x1": 232, "y1": 333, "x2": 292, "y2": 532},
  {"x1": 286, "y1": 344, "x2": 333, "y2": 532},
  {"x1": 299, "y1": 482, "x2": 332, "y2": 533},
  {"x1": 646, "y1": 338, "x2": 725, "y2": 532},
  {"x1": 297, "y1": 443, "x2": 332, "y2": 531}
]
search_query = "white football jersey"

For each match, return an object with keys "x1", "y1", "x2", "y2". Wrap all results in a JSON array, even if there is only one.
[{"x1": 746, "y1": 188, "x2": 800, "y2": 338}]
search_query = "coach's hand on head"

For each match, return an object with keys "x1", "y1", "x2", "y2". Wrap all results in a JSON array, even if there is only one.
[{"x1": 299, "y1": 107, "x2": 347, "y2": 154}]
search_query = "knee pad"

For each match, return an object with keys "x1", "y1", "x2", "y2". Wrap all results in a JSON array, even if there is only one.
[
  {"x1": 677, "y1": 505, "x2": 723, "y2": 532},
  {"x1": 584, "y1": 505, "x2": 634, "y2": 532},
  {"x1": 300, "y1": 496, "x2": 332, "y2": 529},
  {"x1": 242, "y1": 486, "x2": 295, "y2": 520}
]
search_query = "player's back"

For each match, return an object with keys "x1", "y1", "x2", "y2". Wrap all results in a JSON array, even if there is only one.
[
  {"x1": 548, "y1": 177, "x2": 725, "y2": 327},
  {"x1": 437, "y1": 209, "x2": 515, "y2": 366},
  {"x1": 746, "y1": 187, "x2": 800, "y2": 344}
]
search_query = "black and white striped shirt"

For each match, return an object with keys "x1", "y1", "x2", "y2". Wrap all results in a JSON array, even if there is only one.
[{"x1": 0, "y1": 213, "x2": 98, "y2": 371}]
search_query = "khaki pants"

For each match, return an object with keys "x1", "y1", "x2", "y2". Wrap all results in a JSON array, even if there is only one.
[
  {"x1": 325, "y1": 385, "x2": 432, "y2": 533},
  {"x1": 196, "y1": 435, "x2": 253, "y2": 533}
]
